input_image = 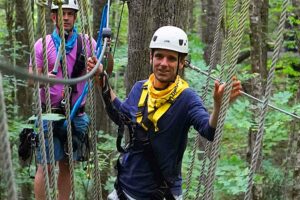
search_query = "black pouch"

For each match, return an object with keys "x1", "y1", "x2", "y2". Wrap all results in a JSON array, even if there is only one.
[
  {"x1": 74, "y1": 132, "x2": 90, "y2": 162},
  {"x1": 18, "y1": 128, "x2": 38, "y2": 162}
]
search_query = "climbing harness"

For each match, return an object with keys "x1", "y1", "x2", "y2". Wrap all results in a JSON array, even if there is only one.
[{"x1": 102, "y1": 77, "x2": 181, "y2": 200}]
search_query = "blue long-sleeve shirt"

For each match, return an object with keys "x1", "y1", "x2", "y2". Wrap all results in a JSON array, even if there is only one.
[{"x1": 112, "y1": 80, "x2": 215, "y2": 199}]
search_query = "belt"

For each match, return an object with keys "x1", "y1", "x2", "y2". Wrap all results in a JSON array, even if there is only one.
[{"x1": 42, "y1": 104, "x2": 85, "y2": 116}]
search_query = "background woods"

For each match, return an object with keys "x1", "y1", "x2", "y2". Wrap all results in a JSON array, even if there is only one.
[{"x1": 0, "y1": 0, "x2": 300, "y2": 199}]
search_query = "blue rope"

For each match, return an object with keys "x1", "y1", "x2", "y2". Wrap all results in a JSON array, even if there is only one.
[
  {"x1": 63, "y1": 4, "x2": 108, "y2": 128},
  {"x1": 96, "y1": 4, "x2": 108, "y2": 59},
  {"x1": 63, "y1": 82, "x2": 89, "y2": 128}
]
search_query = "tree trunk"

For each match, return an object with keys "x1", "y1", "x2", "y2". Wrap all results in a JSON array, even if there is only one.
[
  {"x1": 4, "y1": 0, "x2": 14, "y2": 56},
  {"x1": 291, "y1": 0, "x2": 300, "y2": 53},
  {"x1": 15, "y1": 0, "x2": 33, "y2": 119},
  {"x1": 91, "y1": 0, "x2": 113, "y2": 133},
  {"x1": 127, "y1": 0, "x2": 188, "y2": 93},
  {"x1": 126, "y1": 0, "x2": 152, "y2": 93},
  {"x1": 36, "y1": 0, "x2": 53, "y2": 38},
  {"x1": 93, "y1": 0, "x2": 107, "y2": 39},
  {"x1": 15, "y1": 0, "x2": 29, "y2": 65},
  {"x1": 200, "y1": 0, "x2": 223, "y2": 66},
  {"x1": 247, "y1": 0, "x2": 269, "y2": 199},
  {"x1": 292, "y1": 78, "x2": 300, "y2": 199},
  {"x1": 188, "y1": 0, "x2": 195, "y2": 32}
]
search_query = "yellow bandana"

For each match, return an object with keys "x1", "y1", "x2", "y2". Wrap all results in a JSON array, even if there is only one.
[{"x1": 137, "y1": 74, "x2": 189, "y2": 131}]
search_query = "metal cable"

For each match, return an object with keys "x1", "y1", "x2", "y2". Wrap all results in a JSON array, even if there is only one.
[
  {"x1": 37, "y1": 1, "x2": 57, "y2": 198},
  {"x1": 0, "y1": 73, "x2": 17, "y2": 200},
  {"x1": 0, "y1": 40, "x2": 107, "y2": 85},
  {"x1": 26, "y1": 0, "x2": 51, "y2": 199},
  {"x1": 203, "y1": 0, "x2": 251, "y2": 199},
  {"x1": 186, "y1": 63, "x2": 300, "y2": 120},
  {"x1": 244, "y1": 0, "x2": 289, "y2": 199}
]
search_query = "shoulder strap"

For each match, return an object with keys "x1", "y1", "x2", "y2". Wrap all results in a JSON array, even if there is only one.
[
  {"x1": 142, "y1": 138, "x2": 176, "y2": 200},
  {"x1": 71, "y1": 34, "x2": 84, "y2": 79},
  {"x1": 136, "y1": 82, "x2": 149, "y2": 129}
]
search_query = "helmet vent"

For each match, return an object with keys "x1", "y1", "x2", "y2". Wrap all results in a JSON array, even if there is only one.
[
  {"x1": 153, "y1": 36, "x2": 157, "y2": 42},
  {"x1": 179, "y1": 39, "x2": 183, "y2": 46}
]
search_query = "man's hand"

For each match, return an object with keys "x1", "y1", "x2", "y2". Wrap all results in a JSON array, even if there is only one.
[
  {"x1": 87, "y1": 56, "x2": 102, "y2": 76},
  {"x1": 213, "y1": 76, "x2": 242, "y2": 107},
  {"x1": 87, "y1": 56, "x2": 107, "y2": 88},
  {"x1": 209, "y1": 77, "x2": 242, "y2": 128},
  {"x1": 48, "y1": 71, "x2": 57, "y2": 79}
]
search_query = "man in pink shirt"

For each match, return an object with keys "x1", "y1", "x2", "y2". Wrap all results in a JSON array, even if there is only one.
[{"x1": 29, "y1": 1, "x2": 96, "y2": 199}]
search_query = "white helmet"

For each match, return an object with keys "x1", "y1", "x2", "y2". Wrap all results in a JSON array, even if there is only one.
[
  {"x1": 51, "y1": 0, "x2": 79, "y2": 11},
  {"x1": 149, "y1": 26, "x2": 189, "y2": 54}
]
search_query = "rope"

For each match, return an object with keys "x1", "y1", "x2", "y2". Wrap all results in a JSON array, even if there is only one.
[
  {"x1": 203, "y1": 0, "x2": 251, "y2": 198},
  {"x1": 113, "y1": 0, "x2": 126, "y2": 57},
  {"x1": 0, "y1": 73, "x2": 17, "y2": 200},
  {"x1": 244, "y1": 0, "x2": 288, "y2": 198},
  {"x1": 78, "y1": 0, "x2": 102, "y2": 198},
  {"x1": 219, "y1": 0, "x2": 240, "y2": 80},
  {"x1": 36, "y1": 1, "x2": 57, "y2": 198},
  {"x1": 184, "y1": 0, "x2": 226, "y2": 198},
  {"x1": 196, "y1": 0, "x2": 238, "y2": 199},
  {"x1": 26, "y1": 0, "x2": 51, "y2": 199},
  {"x1": 55, "y1": 2, "x2": 76, "y2": 199}
]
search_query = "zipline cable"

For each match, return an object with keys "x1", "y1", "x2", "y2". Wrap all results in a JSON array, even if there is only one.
[{"x1": 186, "y1": 62, "x2": 300, "y2": 120}]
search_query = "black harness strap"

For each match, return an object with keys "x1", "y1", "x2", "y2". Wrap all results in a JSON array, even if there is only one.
[
  {"x1": 71, "y1": 34, "x2": 84, "y2": 79},
  {"x1": 141, "y1": 135, "x2": 175, "y2": 200}
]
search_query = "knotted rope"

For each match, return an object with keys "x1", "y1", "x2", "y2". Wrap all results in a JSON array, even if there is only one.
[
  {"x1": 0, "y1": 73, "x2": 17, "y2": 200},
  {"x1": 78, "y1": 0, "x2": 103, "y2": 198},
  {"x1": 53, "y1": 1, "x2": 76, "y2": 199},
  {"x1": 25, "y1": 0, "x2": 51, "y2": 199},
  {"x1": 184, "y1": 0, "x2": 226, "y2": 198},
  {"x1": 36, "y1": 0, "x2": 58, "y2": 198},
  {"x1": 203, "y1": 0, "x2": 251, "y2": 199}
]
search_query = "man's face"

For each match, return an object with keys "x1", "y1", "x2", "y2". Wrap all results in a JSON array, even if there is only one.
[
  {"x1": 150, "y1": 49, "x2": 184, "y2": 88},
  {"x1": 51, "y1": 8, "x2": 77, "y2": 32}
]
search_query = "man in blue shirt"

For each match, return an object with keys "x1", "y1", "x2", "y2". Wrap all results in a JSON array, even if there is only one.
[{"x1": 88, "y1": 25, "x2": 242, "y2": 199}]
